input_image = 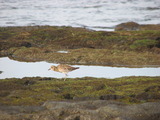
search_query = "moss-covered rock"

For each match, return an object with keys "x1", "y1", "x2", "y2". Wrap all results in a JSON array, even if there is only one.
[
  {"x1": 0, "y1": 26, "x2": 160, "y2": 66},
  {"x1": 0, "y1": 77, "x2": 159, "y2": 106}
]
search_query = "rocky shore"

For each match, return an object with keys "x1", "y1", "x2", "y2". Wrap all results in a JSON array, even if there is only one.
[{"x1": 0, "y1": 22, "x2": 160, "y2": 120}]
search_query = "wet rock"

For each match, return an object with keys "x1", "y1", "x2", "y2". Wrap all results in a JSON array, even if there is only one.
[
  {"x1": 64, "y1": 114, "x2": 93, "y2": 120},
  {"x1": 0, "y1": 100, "x2": 160, "y2": 120},
  {"x1": 155, "y1": 37, "x2": 160, "y2": 48},
  {"x1": 0, "y1": 105, "x2": 45, "y2": 114},
  {"x1": 136, "y1": 92, "x2": 160, "y2": 100},
  {"x1": 38, "y1": 77, "x2": 52, "y2": 81},
  {"x1": 94, "y1": 84, "x2": 106, "y2": 90},
  {"x1": 50, "y1": 89, "x2": 62, "y2": 93},
  {"x1": 43, "y1": 100, "x2": 160, "y2": 120},
  {"x1": 140, "y1": 24, "x2": 160, "y2": 31},
  {"x1": 20, "y1": 41, "x2": 32, "y2": 48},
  {"x1": 0, "y1": 41, "x2": 31, "y2": 51},
  {"x1": 73, "y1": 96, "x2": 99, "y2": 101},
  {"x1": 23, "y1": 80, "x2": 36, "y2": 86},
  {"x1": 99, "y1": 94, "x2": 124, "y2": 100},
  {"x1": 43, "y1": 100, "x2": 123, "y2": 110},
  {"x1": 0, "y1": 91, "x2": 10, "y2": 97},
  {"x1": 115, "y1": 22, "x2": 160, "y2": 31},
  {"x1": 144, "y1": 85, "x2": 160, "y2": 92},
  {"x1": 136, "y1": 85, "x2": 160, "y2": 100},
  {"x1": 63, "y1": 93, "x2": 73, "y2": 100},
  {"x1": 115, "y1": 22, "x2": 140, "y2": 31},
  {"x1": 98, "y1": 102, "x2": 160, "y2": 120},
  {"x1": 0, "y1": 71, "x2": 2, "y2": 74}
]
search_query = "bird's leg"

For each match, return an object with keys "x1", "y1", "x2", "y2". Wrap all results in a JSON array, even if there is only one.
[{"x1": 64, "y1": 73, "x2": 68, "y2": 81}]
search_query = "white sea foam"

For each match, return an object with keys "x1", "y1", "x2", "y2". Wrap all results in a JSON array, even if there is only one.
[{"x1": 0, "y1": 0, "x2": 160, "y2": 31}]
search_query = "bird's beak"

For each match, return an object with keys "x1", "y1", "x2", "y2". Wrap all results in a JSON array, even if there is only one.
[{"x1": 48, "y1": 68, "x2": 51, "y2": 71}]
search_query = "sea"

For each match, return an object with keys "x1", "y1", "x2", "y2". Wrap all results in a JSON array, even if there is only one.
[{"x1": 0, "y1": 0, "x2": 160, "y2": 31}]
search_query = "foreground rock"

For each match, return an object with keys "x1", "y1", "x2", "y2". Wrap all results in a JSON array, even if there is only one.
[{"x1": 0, "y1": 100, "x2": 160, "y2": 120}]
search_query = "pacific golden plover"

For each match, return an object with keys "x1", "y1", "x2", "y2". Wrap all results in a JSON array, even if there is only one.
[{"x1": 48, "y1": 64, "x2": 79, "y2": 81}]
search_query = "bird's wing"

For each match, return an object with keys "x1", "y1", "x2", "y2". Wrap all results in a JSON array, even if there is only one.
[
  {"x1": 58, "y1": 64, "x2": 75, "y2": 71},
  {"x1": 57, "y1": 64, "x2": 69, "y2": 72}
]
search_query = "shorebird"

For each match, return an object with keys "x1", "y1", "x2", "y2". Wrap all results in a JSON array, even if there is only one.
[{"x1": 48, "y1": 64, "x2": 79, "y2": 81}]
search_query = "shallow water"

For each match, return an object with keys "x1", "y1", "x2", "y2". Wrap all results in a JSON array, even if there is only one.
[
  {"x1": 0, "y1": 0, "x2": 160, "y2": 31},
  {"x1": 0, "y1": 57, "x2": 160, "y2": 79}
]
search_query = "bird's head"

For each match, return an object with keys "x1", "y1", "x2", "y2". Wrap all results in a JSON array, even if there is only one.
[{"x1": 48, "y1": 65, "x2": 57, "y2": 71}]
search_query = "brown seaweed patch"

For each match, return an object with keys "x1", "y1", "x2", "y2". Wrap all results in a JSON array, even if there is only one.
[{"x1": 0, "y1": 26, "x2": 160, "y2": 65}]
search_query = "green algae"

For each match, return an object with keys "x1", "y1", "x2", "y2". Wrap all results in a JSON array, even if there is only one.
[
  {"x1": 0, "y1": 77, "x2": 159, "y2": 106},
  {"x1": 130, "y1": 39, "x2": 158, "y2": 50}
]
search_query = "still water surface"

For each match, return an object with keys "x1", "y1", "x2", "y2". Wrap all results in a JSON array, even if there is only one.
[{"x1": 0, "y1": 57, "x2": 160, "y2": 79}]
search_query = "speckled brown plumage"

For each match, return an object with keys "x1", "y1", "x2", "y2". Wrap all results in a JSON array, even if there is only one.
[{"x1": 48, "y1": 64, "x2": 79, "y2": 81}]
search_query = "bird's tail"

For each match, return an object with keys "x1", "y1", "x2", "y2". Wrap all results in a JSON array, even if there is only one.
[{"x1": 74, "y1": 67, "x2": 79, "y2": 70}]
